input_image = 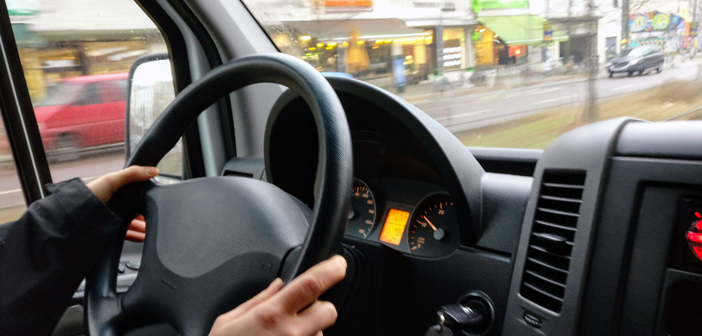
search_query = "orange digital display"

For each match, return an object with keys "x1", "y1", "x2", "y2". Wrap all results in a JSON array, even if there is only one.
[{"x1": 379, "y1": 209, "x2": 410, "y2": 245}]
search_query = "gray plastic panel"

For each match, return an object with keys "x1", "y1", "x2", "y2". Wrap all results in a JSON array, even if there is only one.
[
  {"x1": 616, "y1": 121, "x2": 702, "y2": 160},
  {"x1": 221, "y1": 154, "x2": 265, "y2": 179},
  {"x1": 502, "y1": 117, "x2": 637, "y2": 336},
  {"x1": 467, "y1": 147, "x2": 543, "y2": 163},
  {"x1": 477, "y1": 173, "x2": 532, "y2": 256},
  {"x1": 579, "y1": 158, "x2": 702, "y2": 336}
]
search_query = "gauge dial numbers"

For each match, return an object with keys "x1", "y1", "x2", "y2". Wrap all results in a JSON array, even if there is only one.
[
  {"x1": 408, "y1": 194, "x2": 460, "y2": 257},
  {"x1": 346, "y1": 179, "x2": 377, "y2": 239}
]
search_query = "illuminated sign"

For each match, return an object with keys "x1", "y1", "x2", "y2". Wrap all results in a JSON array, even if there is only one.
[{"x1": 379, "y1": 209, "x2": 410, "y2": 246}]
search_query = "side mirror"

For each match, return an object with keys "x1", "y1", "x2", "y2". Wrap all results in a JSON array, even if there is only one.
[{"x1": 126, "y1": 53, "x2": 182, "y2": 178}]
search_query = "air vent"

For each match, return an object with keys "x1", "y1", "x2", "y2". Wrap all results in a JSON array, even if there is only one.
[{"x1": 519, "y1": 171, "x2": 586, "y2": 313}]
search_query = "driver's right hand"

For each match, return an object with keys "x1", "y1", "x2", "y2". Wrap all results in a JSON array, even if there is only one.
[{"x1": 208, "y1": 255, "x2": 347, "y2": 336}]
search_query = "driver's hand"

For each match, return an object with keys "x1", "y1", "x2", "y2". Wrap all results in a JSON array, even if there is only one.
[
  {"x1": 126, "y1": 214, "x2": 146, "y2": 242},
  {"x1": 86, "y1": 166, "x2": 158, "y2": 243},
  {"x1": 209, "y1": 255, "x2": 347, "y2": 336}
]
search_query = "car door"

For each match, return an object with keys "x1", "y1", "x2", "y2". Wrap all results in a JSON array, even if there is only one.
[
  {"x1": 0, "y1": 0, "x2": 192, "y2": 334},
  {"x1": 54, "y1": 82, "x2": 105, "y2": 148},
  {"x1": 98, "y1": 79, "x2": 128, "y2": 145},
  {"x1": 643, "y1": 46, "x2": 655, "y2": 69}
]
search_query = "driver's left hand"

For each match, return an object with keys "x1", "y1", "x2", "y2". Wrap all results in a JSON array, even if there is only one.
[{"x1": 86, "y1": 165, "x2": 158, "y2": 243}]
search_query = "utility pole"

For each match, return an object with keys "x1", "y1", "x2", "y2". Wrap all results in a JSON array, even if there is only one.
[
  {"x1": 584, "y1": 0, "x2": 599, "y2": 122},
  {"x1": 694, "y1": 0, "x2": 698, "y2": 22},
  {"x1": 620, "y1": 0, "x2": 629, "y2": 48},
  {"x1": 564, "y1": 0, "x2": 573, "y2": 64}
]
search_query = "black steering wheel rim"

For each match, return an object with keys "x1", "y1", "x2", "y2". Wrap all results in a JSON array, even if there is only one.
[{"x1": 85, "y1": 53, "x2": 353, "y2": 335}]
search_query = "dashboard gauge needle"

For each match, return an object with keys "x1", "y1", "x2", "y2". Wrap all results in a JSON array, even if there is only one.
[{"x1": 423, "y1": 216, "x2": 437, "y2": 231}]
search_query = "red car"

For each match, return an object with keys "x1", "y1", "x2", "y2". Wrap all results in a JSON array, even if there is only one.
[{"x1": 32, "y1": 73, "x2": 128, "y2": 156}]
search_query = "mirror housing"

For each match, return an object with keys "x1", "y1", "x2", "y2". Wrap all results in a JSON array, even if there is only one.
[{"x1": 125, "y1": 53, "x2": 182, "y2": 178}]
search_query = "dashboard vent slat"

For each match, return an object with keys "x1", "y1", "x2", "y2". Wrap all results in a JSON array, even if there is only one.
[
  {"x1": 536, "y1": 207, "x2": 581, "y2": 218},
  {"x1": 520, "y1": 171, "x2": 586, "y2": 313},
  {"x1": 540, "y1": 195, "x2": 583, "y2": 204},
  {"x1": 541, "y1": 182, "x2": 585, "y2": 189},
  {"x1": 534, "y1": 220, "x2": 577, "y2": 232}
]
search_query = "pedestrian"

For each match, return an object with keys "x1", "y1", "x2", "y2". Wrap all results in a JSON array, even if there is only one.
[{"x1": 0, "y1": 166, "x2": 345, "y2": 335}]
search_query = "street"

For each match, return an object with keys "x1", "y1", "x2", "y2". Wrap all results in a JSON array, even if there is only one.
[
  {"x1": 415, "y1": 61, "x2": 701, "y2": 133},
  {"x1": 0, "y1": 61, "x2": 700, "y2": 217}
]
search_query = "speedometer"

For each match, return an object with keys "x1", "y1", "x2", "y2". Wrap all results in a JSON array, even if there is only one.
[
  {"x1": 408, "y1": 194, "x2": 460, "y2": 257},
  {"x1": 346, "y1": 179, "x2": 376, "y2": 239}
]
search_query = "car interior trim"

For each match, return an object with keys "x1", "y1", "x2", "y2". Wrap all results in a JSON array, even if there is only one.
[
  {"x1": 184, "y1": 0, "x2": 283, "y2": 157},
  {"x1": 503, "y1": 117, "x2": 638, "y2": 336},
  {"x1": 166, "y1": 0, "x2": 237, "y2": 162},
  {"x1": 0, "y1": 0, "x2": 53, "y2": 202},
  {"x1": 136, "y1": 0, "x2": 206, "y2": 179}
]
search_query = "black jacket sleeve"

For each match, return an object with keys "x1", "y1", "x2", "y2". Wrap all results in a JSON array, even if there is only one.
[{"x1": 0, "y1": 178, "x2": 126, "y2": 335}]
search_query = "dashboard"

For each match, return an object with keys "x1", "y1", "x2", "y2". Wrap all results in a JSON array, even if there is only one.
[
  {"x1": 259, "y1": 75, "x2": 702, "y2": 336},
  {"x1": 83, "y1": 74, "x2": 702, "y2": 336}
]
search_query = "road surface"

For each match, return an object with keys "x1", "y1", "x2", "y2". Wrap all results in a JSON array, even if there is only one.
[{"x1": 414, "y1": 61, "x2": 701, "y2": 133}]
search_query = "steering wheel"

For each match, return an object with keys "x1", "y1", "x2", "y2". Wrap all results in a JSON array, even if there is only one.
[{"x1": 85, "y1": 54, "x2": 353, "y2": 336}]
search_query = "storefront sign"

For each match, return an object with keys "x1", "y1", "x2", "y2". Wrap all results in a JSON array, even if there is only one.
[
  {"x1": 324, "y1": 0, "x2": 373, "y2": 12},
  {"x1": 325, "y1": 0, "x2": 372, "y2": 6},
  {"x1": 543, "y1": 21, "x2": 552, "y2": 42},
  {"x1": 7, "y1": 0, "x2": 39, "y2": 16},
  {"x1": 473, "y1": 0, "x2": 529, "y2": 11},
  {"x1": 413, "y1": 2, "x2": 455, "y2": 8},
  {"x1": 629, "y1": 12, "x2": 684, "y2": 33},
  {"x1": 652, "y1": 14, "x2": 670, "y2": 30},
  {"x1": 392, "y1": 57, "x2": 406, "y2": 87},
  {"x1": 691, "y1": 22, "x2": 698, "y2": 36},
  {"x1": 630, "y1": 15, "x2": 647, "y2": 32}
]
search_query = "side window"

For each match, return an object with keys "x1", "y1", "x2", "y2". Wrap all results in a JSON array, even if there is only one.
[
  {"x1": 99, "y1": 80, "x2": 128, "y2": 103},
  {"x1": 10, "y1": 1, "x2": 176, "y2": 186},
  {"x1": 0, "y1": 118, "x2": 27, "y2": 223},
  {"x1": 74, "y1": 83, "x2": 101, "y2": 106}
]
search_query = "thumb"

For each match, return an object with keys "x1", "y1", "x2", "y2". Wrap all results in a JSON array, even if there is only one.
[
  {"x1": 88, "y1": 166, "x2": 158, "y2": 203},
  {"x1": 108, "y1": 166, "x2": 159, "y2": 192}
]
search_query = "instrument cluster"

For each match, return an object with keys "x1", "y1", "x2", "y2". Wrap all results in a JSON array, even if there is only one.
[{"x1": 346, "y1": 177, "x2": 461, "y2": 257}]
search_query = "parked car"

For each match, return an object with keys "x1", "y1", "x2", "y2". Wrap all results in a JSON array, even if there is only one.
[
  {"x1": 32, "y1": 73, "x2": 128, "y2": 158},
  {"x1": 606, "y1": 46, "x2": 664, "y2": 77}
]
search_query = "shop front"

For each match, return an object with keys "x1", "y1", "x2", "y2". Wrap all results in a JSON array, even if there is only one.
[
  {"x1": 281, "y1": 18, "x2": 437, "y2": 86},
  {"x1": 474, "y1": 15, "x2": 568, "y2": 67}
]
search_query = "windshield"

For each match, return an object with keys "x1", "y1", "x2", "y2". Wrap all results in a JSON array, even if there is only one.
[
  {"x1": 243, "y1": 1, "x2": 702, "y2": 149},
  {"x1": 617, "y1": 47, "x2": 648, "y2": 58},
  {"x1": 34, "y1": 81, "x2": 84, "y2": 107},
  {"x1": 616, "y1": 49, "x2": 635, "y2": 58}
]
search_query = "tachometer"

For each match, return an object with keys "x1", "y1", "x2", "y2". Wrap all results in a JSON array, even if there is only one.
[
  {"x1": 346, "y1": 179, "x2": 376, "y2": 239},
  {"x1": 408, "y1": 194, "x2": 460, "y2": 257}
]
